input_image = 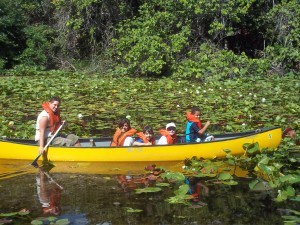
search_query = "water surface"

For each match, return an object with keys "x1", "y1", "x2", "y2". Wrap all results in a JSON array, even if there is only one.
[{"x1": 0, "y1": 160, "x2": 296, "y2": 225}]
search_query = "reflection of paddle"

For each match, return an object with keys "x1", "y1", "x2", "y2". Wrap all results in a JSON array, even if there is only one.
[
  {"x1": 31, "y1": 121, "x2": 65, "y2": 168},
  {"x1": 39, "y1": 167, "x2": 63, "y2": 190}
]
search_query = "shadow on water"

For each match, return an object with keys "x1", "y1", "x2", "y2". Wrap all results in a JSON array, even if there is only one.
[{"x1": 0, "y1": 160, "x2": 297, "y2": 225}]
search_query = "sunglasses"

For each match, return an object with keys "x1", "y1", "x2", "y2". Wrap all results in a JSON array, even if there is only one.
[{"x1": 167, "y1": 127, "x2": 176, "y2": 131}]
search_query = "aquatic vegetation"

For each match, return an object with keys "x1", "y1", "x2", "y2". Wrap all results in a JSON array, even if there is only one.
[
  {"x1": 0, "y1": 73, "x2": 299, "y2": 138},
  {"x1": 0, "y1": 209, "x2": 71, "y2": 225}
]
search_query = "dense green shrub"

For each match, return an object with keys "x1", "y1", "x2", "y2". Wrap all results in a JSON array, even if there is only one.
[
  {"x1": 173, "y1": 43, "x2": 271, "y2": 80},
  {"x1": 15, "y1": 25, "x2": 57, "y2": 69},
  {"x1": 0, "y1": 0, "x2": 26, "y2": 70},
  {"x1": 1, "y1": 0, "x2": 299, "y2": 76}
]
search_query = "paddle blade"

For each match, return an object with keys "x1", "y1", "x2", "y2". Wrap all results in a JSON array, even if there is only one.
[{"x1": 31, "y1": 154, "x2": 41, "y2": 168}]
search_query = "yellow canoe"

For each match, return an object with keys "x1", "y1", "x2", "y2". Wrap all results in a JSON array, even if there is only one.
[{"x1": 0, "y1": 127, "x2": 281, "y2": 162}]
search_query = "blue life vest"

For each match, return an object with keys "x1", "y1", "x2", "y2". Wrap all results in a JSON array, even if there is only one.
[{"x1": 185, "y1": 121, "x2": 193, "y2": 143}]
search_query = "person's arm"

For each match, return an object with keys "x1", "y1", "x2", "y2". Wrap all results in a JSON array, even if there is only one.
[
  {"x1": 198, "y1": 121, "x2": 210, "y2": 136},
  {"x1": 132, "y1": 139, "x2": 152, "y2": 146},
  {"x1": 39, "y1": 116, "x2": 48, "y2": 154}
]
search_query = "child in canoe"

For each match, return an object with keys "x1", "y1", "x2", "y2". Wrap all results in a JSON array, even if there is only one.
[
  {"x1": 185, "y1": 106, "x2": 214, "y2": 143},
  {"x1": 132, "y1": 126, "x2": 155, "y2": 146},
  {"x1": 110, "y1": 118, "x2": 137, "y2": 146},
  {"x1": 157, "y1": 122, "x2": 177, "y2": 145}
]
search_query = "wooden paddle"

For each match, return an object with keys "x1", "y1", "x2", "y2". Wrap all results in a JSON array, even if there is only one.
[{"x1": 31, "y1": 121, "x2": 65, "y2": 167}]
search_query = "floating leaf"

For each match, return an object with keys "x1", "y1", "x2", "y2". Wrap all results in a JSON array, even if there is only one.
[
  {"x1": 218, "y1": 172, "x2": 232, "y2": 181},
  {"x1": 31, "y1": 220, "x2": 43, "y2": 225},
  {"x1": 249, "y1": 179, "x2": 260, "y2": 190},
  {"x1": 174, "y1": 184, "x2": 189, "y2": 196},
  {"x1": 221, "y1": 180, "x2": 238, "y2": 185},
  {"x1": 279, "y1": 175, "x2": 300, "y2": 184},
  {"x1": 155, "y1": 182, "x2": 170, "y2": 187},
  {"x1": 135, "y1": 187, "x2": 161, "y2": 194},
  {"x1": 258, "y1": 164, "x2": 274, "y2": 175},
  {"x1": 243, "y1": 142, "x2": 260, "y2": 154},
  {"x1": 47, "y1": 216, "x2": 57, "y2": 222},
  {"x1": 124, "y1": 207, "x2": 143, "y2": 213},
  {"x1": 55, "y1": 218, "x2": 70, "y2": 225},
  {"x1": 161, "y1": 172, "x2": 185, "y2": 182},
  {"x1": 0, "y1": 212, "x2": 18, "y2": 217}
]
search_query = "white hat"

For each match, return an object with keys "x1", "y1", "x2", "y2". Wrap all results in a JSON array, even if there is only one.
[{"x1": 166, "y1": 122, "x2": 176, "y2": 129}]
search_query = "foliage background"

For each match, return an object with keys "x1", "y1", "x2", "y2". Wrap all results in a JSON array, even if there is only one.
[
  {"x1": 0, "y1": 0, "x2": 299, "y2": 78},
  {"x1": 0, "y1": 0, "x2": 299, "y2": 138}
]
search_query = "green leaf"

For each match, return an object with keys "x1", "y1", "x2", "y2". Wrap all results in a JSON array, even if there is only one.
[
  {"x1": 155, "y1": 182, "x2": 170, "y2": 187},
  {"x1": 135, "y1": 187, "x2": 161, "y2": 194},
  {"x1": 124, "y1": 207, "x2": 143, "y2": 213},
  {"x1": 174, "y1": 184, "x2": 189, "y2": 196},
  {"x1": 31, "y1": 220, "x2": 43, "y2": 225},
  {"x1": 218, "y1": 172, "x2": 232, "y2": 181},
  {"x1": 249, "y1": 179, "x2": 259, "y2": 190},
  {"x1": 0, "y1": 212, "x2": 18, "y2": 217},
  {"x1": 221, "y1": 180, "x2": 238, "y2": 185},
  {"x1": 279, "y1": 174, "x2": 300, "y2": 184},
  {"x1": 55, "y1": 219, "x2": 70, "y2": 225},
  {"x1": 258, "y1": 164, "x2": 275, "y2": 174},
  {"x1": 161, "y1": 172, "x2": 185, "y2": 182}
]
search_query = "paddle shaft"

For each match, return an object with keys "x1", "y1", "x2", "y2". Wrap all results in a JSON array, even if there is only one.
[
  {"x1": 32, "y1": 121, "x2": 65, "y2": 165},
  {"x1": 41, "y1": 168, "x2": 64, "y2": 190}
]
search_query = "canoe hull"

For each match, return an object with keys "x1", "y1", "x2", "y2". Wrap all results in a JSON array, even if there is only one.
[{"x1": 0, "y1": 127, "x2": 282, "y2": 162}]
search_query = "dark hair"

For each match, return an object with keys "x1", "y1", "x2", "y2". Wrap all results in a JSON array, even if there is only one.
[
  {"x1": 50, "y1": 96, "x2": 61, "y2": 103},
  {"x1": 191, "y1": 106, "x2": 200, "y2": 114},
  {"x1": 118, "y1": 118, "x2": 131, "y2": 129},
  {"x1": 143, "y1": 126, "x2": 154, "y2": 135}
]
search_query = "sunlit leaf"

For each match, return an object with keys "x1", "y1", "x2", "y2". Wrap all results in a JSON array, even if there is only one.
[
  {"x1": 161, "y1": 172, "x2": 185, "y2": 182},
  {"x1": 155, "y1": 182, "x2": 170, "y2": 187},
  {"x1": 135, "y1": 187, "x2": 161, "y2": 194},
  {"x1": 258, "y1": 164, "x2": 274, "y2": 175},
  {"x1": 174, "y1": 184, "x2": 189, "y2": 196},
  {"x1": 124, "y1": 207, "x2": 143, "y2": 213},
  {"x1": 221, "y1": 180, "x2": 238, "y2": 185},
  {"x1": 279, "y1": 175, "x2": 300, "y2": 184}
]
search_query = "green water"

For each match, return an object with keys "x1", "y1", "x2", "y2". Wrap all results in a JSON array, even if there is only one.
[{"x1": 0, "y1": 168, "x2": 297, "y2": 225}]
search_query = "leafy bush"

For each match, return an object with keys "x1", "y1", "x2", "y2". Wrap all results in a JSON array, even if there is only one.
[
  {"x1": 173, "y1": 43, "x2": 271, "y2": 80},
  {"x1": 110, "y1": 1, "x2": 191, "y2": 76},
  {"x1": 15, "y1": 25, "x2": 57, "y2": 69}
]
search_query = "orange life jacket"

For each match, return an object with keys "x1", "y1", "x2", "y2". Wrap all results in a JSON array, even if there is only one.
[
  {"x1": 136, "y1": 132, "x2": 155, "y2": 145},
  {"x1": 159, "y1": 129, "x2": 177, "y2": 144},
  {"x1": 186, "y1": 111, "x2": 202, "y2": 129},
  {"x1": 110, "y1": 128, "x2": 137, "y2": 146},
  {"x1": 42, "y1": 102, "x2": 62, "y2": 133}
]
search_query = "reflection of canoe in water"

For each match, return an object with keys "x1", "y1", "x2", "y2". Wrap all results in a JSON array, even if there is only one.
[
  {"x1": 0, "y1": 159, "x2": 186, "y2": 179},
  {"x1": 0, "y1": 159, "x2": 249, "y2": 180},
  {"x1": 0, "y1": 127, "x2": 281, "y2": 162}
]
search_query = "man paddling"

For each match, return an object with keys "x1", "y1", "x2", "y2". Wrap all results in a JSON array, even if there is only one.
[{"x1": 35, "y1": 96, "x2": 81, "y2": 160}]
